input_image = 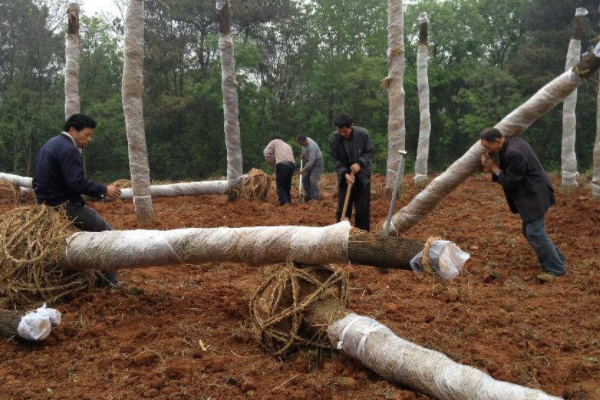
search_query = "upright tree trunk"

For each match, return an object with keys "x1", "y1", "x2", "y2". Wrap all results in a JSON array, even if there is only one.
[
  {"x1": 217, "y1": 0, "x2": 244, "y2": 201},
  {"x1": 561, "y1": 8, "x2": 587, "y2": 191},
  {"x1": 594, "y1": 77, "x2": 600, "y2": 201},
  {"x1": 122, "y1": 0, "x2": 154, "y2": 224},
  {"x1": 64, "y1": 3, "x2": 81, "y2": 120},
  {"x1": 414, "y1": 12, "x2": 431, "y2": 186},
  {"x1": 383, "y1": 0, "x2": 406, "y2": 198},
  {"x1": 385, "y1": 48, "x2": 600, "y2": 235}
]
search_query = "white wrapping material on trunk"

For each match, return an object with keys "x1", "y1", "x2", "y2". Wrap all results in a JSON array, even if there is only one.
[
  {"x1": 0, "y1": 173, "x2": 32, "y2": 188},
  {"x1": 219, "y1": 33, "x2": 244, "y2": 189},
  {"x1": 64, "y1": 4, "x2": 81, "y2": 120},
  {"x1": 65, "y1": 222, "x2": 351, "y2": 271},
  {"x1": 17, "y1": 304, "x2": 62, "y2": 341},
  {"x1": 388, "y1": 69, "x2": 583, "y2": 234},
  {"x1": 385, "y1": 0, "x2": 407, "y2": 192},
  {"x1": 329, "y1": 313, "x2": 562, "y2": 400},
  {"x1": 594, "y1": 79, "x2": 600, "y2": 200},
  {"x1": 414, "y1": 17, "x2": 431, "y2": 185},
  {"x1": 122, "y1": 0, "x2": 154, "y2": 223},
  {"x1": 120, "y1": 180, "x2": 229, "y2": 199},
  {"x1": 575, "y1": 7, "x2": 588, "y2": 16},
  {"x1": 561, "y1": 38, "x2": 581, "y2": 187}
]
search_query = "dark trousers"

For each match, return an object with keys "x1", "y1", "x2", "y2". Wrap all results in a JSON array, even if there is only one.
[
  {"x1": 522, "y1": 217, "x2": 567, "y2": 276},
  {"x1": 336, "y1": 180, "x2": 370, "y2": 231},
  {"x1": 65, "y1": 201, "x2": 118, "y2": 284},
  {"x1": 275, "y1": 162, "x2": 294, "y2": 205}
]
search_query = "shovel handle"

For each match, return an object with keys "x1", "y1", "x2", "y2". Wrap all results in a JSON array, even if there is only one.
[{"x1": 341, "y1": 174, "x2": 355, "y2": 221}]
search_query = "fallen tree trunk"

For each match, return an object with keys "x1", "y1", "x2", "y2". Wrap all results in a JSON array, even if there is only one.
[
  {"x1": 561, "y1": 8, "x2": 587, "y2": 190},
  {"x1": 0, "y1": 173, "x2": 32, "y2": 188},
  {"x1": 251, "y1": 266, "x2": 560, "y2": 400},
  {"x1": 62, "y1": 221, "x2": 466, "y2": 275},
  {"x1": 386, "y1": 43, "x2": 600, "y2": 235},
  {"x1": 119, "y1": 180, "x2": 229, "y2": 198}
]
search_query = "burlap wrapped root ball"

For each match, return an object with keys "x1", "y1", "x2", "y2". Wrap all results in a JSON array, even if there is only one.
[
  {"x1": 243, "y1": 168, "x2": 271, "y2": 201},
  {"x1": 0, "y1": 205, "x2": 96, "y2": 309},
  {"x1": 0, "y1": 180, "x2": 19, "y2": 205},
  {"x1": 250, "y1": 264, "x2": 349, "y2": 356}
]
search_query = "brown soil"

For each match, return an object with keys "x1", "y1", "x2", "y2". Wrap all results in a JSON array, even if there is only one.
[{"x1": 1, "y1": 173, "x2": 599, "y2": 400}]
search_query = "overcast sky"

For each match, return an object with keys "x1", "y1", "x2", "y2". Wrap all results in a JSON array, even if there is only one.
[{"x1": 80, "y1": 0, "x2": 122, "y2": 18}]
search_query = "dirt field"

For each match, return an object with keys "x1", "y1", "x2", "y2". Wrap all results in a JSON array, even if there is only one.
[{"x1": 1, "y1": 173, "x2": 599, "y2": 400}]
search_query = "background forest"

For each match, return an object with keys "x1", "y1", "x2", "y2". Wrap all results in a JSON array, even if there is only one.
[{"x1": 1, "y1": 0, "x2": 599, "y2": 182}]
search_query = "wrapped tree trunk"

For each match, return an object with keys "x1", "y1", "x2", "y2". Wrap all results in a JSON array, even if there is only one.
[
  {"x1": 251, "y1": 266, "x2": 560, "y2": 400},
  {"x1": 64, "y1": 3, "x2": 81, "y2": 120},
  {"x1": 414, "y1": 12, "x2": 431, "y2": 186},
  {"x1": 594, "y1": 77, "x2": 600, "y2": 201},
  {"x1": 217, "y1": 1, "x2": 244, "y2": 201},
  {"x1": 561, "y1": 8, "x2": 587, "y2": 191},
  {"x1": 386, "y1": 44, "x2": 600, "y2": 235},
  {"x1": 0, "y1": 172, "x2": 32, "y2": 188},
  {"x1": 383, "y1": 0, "x2": 407, "y2": 198},
  {"x1": 122, "y1": 0, "x2": 154, "y2": 224},
  {"x1": 119, "y1": 180, "x2": 229, "y2": 199},
  {"x1": 58, "y1": 221, "x2": 467, "y2": 276}
]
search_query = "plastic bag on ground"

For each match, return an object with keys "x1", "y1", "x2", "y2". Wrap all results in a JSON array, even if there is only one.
[{"x1": 410, "y1": 240, "x2": 470, "y2": 280}]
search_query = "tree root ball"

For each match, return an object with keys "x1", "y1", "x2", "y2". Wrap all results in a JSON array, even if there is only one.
[
  {"x1": 0, "y1": 180, "x2": 19, "y2": 205},
  {"x1": 249, "y1": 264, "x2": 349, "y2": 356},
  {"x1": 243, "y1": 169, "x2": 271, "y2": 201}
]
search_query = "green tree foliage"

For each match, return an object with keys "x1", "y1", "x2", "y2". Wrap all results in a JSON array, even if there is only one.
[{"x1": 0, "y1": 0, "x2": 598, "y2": 182}]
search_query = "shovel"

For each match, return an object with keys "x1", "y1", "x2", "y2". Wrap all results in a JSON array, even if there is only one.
[
  {"x1": 341, "y1": 171, "x2": 356, "y2": 222},
  {"x1": 383, "y1": 150, "x2": 408, "y2": 236},
  {"x1": 298, "y1": 159, "x2": 305, "y2": 204}
]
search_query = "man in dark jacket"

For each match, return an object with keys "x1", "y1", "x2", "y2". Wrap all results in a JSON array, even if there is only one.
[
  {"x1": 480, "y1": 127, "x2": 566, "y2": 281},
  {"x1": 329, "y1": 113, "x2": 374, "y2": 231},
  {"x1": 34, "y1": 114, "x2": 121, "y2": 285}
]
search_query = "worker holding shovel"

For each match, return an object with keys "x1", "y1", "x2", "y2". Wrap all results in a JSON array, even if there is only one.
[{"x1": 328, "y1": 113, "x2": 374, "y2": 231}]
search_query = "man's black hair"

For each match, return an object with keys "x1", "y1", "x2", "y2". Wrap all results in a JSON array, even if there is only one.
[
  {"x1": 479, "y1": 127, "x2": 502, "y2": 142},
  {"x1": 334, "y1": 113, "x2": 353, "y2": 128},
  {"x1": 296, "y1": 134, "x2": 307, "y2": 143},
  {"x1": 64, "y1": 113, "x2": 97, "y2": 132}
]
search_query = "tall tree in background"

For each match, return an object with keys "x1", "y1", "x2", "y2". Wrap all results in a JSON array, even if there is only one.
[
  {"x1": 382, "y1": 0, "x2": 406, "y2": 198},
  {"x1": 561, "y1": 8, "x2": 587, "y2": 192},
  {"x1": 217, "y1": 0, "x2": 244, "y2": 200},
  {"x1": 122, "y1": 0, "x2": 154, "y2": 224},
  {"x1": 414, "y1": 11, "x2": 430, "y2": 185},
  {"x1": 64, "y1": 2, "x2": 81, "y2": 120},
  {"x1": 594, "y1": 77, "x2": 600, "y2": 201}
]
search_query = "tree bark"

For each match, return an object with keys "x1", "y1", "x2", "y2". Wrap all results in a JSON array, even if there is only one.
[
  {"x1": 594, "y1": 76, "x2": 600, "y2": 201},
  {"x1": 384, "y1": 0, "x2": 406, "y2": 198},
  {"x1": 65, "y1": 3, "x2": 81, "y2": 120},
  {"x1": 386, "y1": 47, "x2": 600, "y2": 235},
  {"x1": 0, "y1": 309, "x2": 22, "y2": 338},
  {"x1": 217, "y1": 0, "x2": 244, "y2": 201},
  {"x1": 122, "y1": 0, "x2": 155, "y2": 224},
  {"x1": 414, "y1": 12, "x2": 431, "y2": 185}
]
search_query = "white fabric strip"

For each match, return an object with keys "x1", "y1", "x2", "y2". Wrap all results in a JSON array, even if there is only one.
[
  {"x1": 65, "y1": 222, "x2": 351, "y2": 271},
  {"x1": 414, "y1": 34, "x2": 431, "y2": 184},
  {"x1": 561, "y1": 37, "x2": 581, "y2": 187},
  {"x1": 329, "y1": 313, "x2": 562, "y2": 400},
  {"x1": 64, "y1": 4, "x2": 81, "y2": 120},
  {"x1": 385, "y1": 0, "x2": 407, "y2": 192}
]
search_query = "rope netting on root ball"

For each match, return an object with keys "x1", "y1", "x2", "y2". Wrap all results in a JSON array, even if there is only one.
[
  {"x1": 250, "y1": 264, "x2": 349, "y2": 356},
  {"x1": 0, "y1": 180, "x2": 19, "y2": 205},
  {"x1": 0, "y1": 205, "x2": 96, "y2": 309},
  {"x1": 242, "y1": 168, "x2": 271, "y2": 200}
]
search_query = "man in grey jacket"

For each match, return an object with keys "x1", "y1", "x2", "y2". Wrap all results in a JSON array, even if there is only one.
[
  {"x1": 297, "y1": 135, "x2": 324, "y2": 201},
  {"x1": 328, "y1": 113, "x2": 374, "y2": 231}
]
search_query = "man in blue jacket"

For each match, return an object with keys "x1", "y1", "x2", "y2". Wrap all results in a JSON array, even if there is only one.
[
  {"x1": 480, "y1": 127, "x2": 566, "y2": 282},
  {"x1": 33, "y1": 114, "x2": 121, "y2": 285}
]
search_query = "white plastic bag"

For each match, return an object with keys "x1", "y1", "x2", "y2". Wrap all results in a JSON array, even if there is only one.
[{"x1": 410, "y1": 240, "x2": 470, "y2": 280}]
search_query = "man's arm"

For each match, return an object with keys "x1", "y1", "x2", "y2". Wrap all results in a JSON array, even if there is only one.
[
  {"x1": 263, "y1": 141, "x2": 276, "y2": 165},
  {"x1": 58, "y1": 147, "x2": 107, "y2": 197},
  {"x1": 495, "y1": 151, "x2": 527, "y2": 190},
  {"x1": 328, "y1": 134, "x2": 348, "y2": 178},
  {"x1": 305, "y1": 143, "x2": 316, "y2": 170}
]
